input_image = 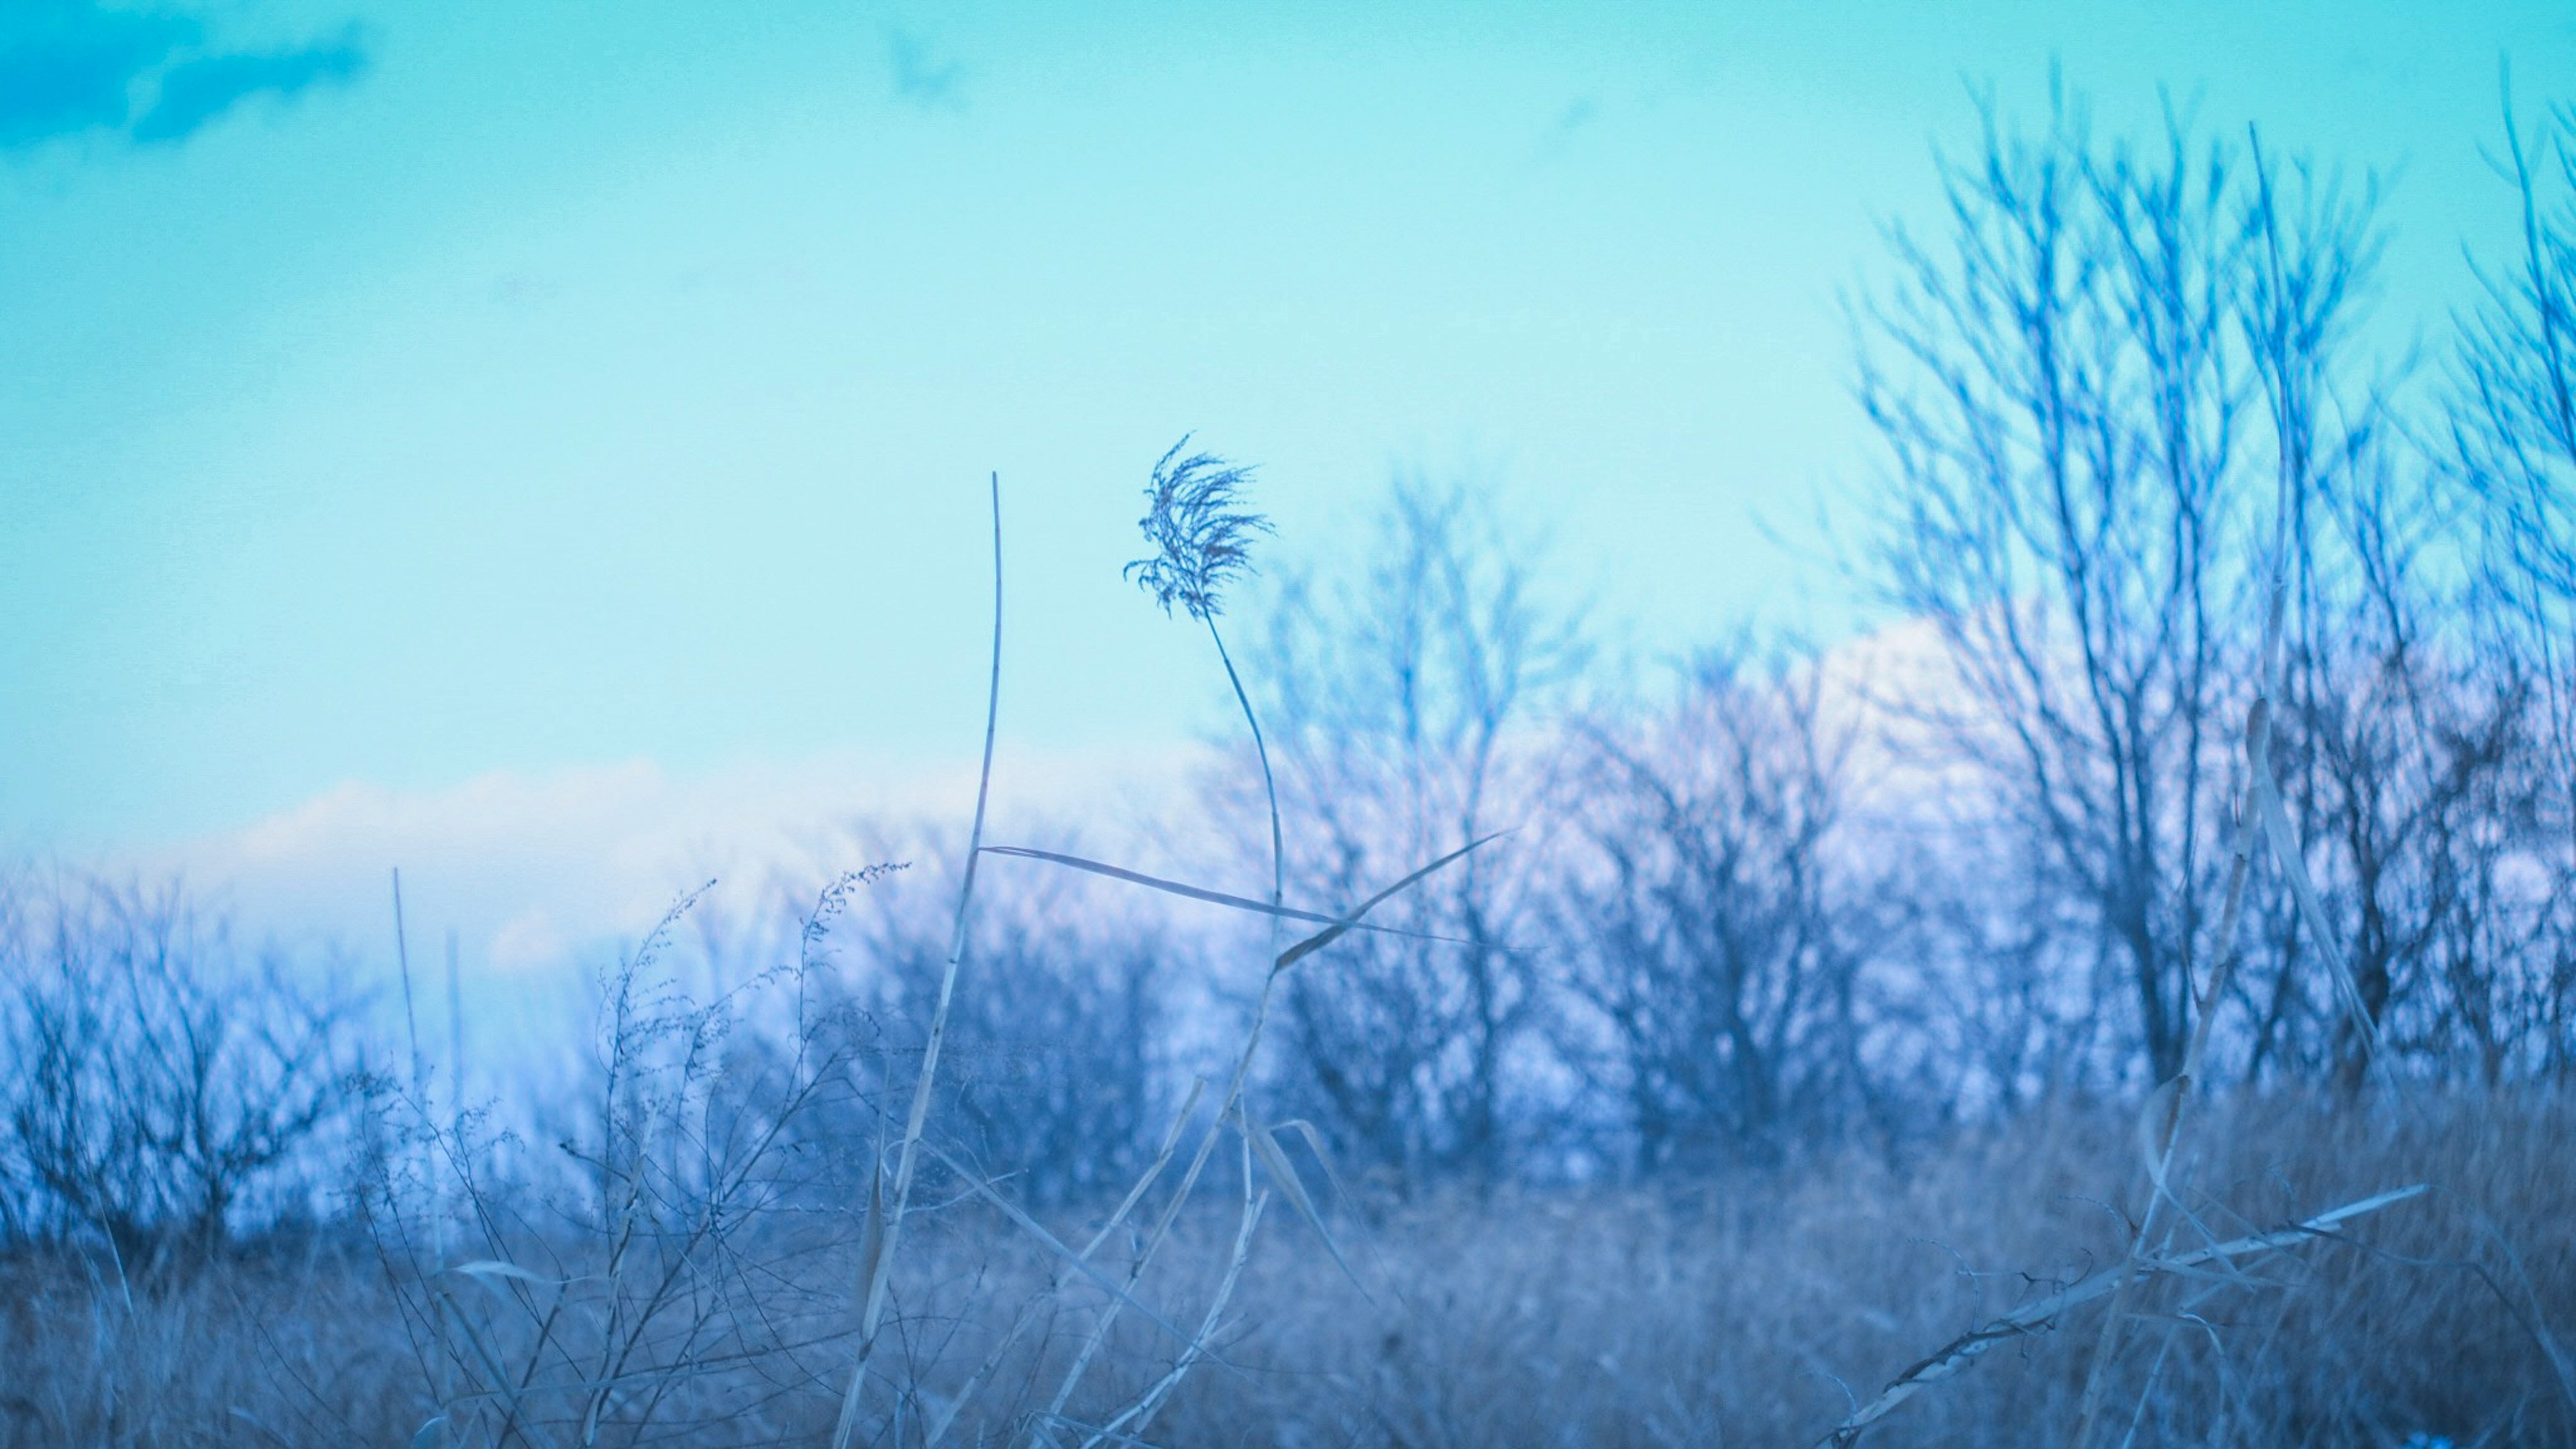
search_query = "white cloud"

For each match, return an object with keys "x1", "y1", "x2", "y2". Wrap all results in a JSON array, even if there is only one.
[
  {"x1": 133, "y1": 743, "x2": 1202, "y2": 976},
  {"x1": 487, "y1": 907, "x2": 572, "y2": 975}
]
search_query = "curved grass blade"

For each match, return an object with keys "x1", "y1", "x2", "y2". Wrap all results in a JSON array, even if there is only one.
[
  {"x1": 2249, "y1": 751, "x2": 2387, "y2": 1065},
  {"x1": 447, "y1": 1259, "x2": 566, "y2": 1289},
  {"x1": 1240, "y1": 1108, "x2": 1363, "y2": 1294},
  {"x1": 1274, "y1": 1117, "x2": 1392, "y2": 1289},
  {"x1": 922, "y1": 1079, "x2": 1209, "y2": 1449},
  {"x1": 919, "y1": 1140, "x2": 1203, "y2": 1355},
  {"x1": 832, "y1": 472, "x2": 1008, "y2": 1449},
  {"x1": 1275, "y1": 830, "x2": 1512, "y2": 973},
  {"x1": 982, "y1": 845, "x2": 1487, "y2": 951},
  {"x1": 1086, "y1": 1187, "x2": 1271, "y2": 1449}
]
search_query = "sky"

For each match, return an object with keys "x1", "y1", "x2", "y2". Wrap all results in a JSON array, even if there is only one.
[{"x1": 4, "y1": 0, "x2": 2573, "y2": 966}]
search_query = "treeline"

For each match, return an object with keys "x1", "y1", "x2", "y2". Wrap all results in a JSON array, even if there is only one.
[
  {"x1": 924, "y1": 94, "x2": 2576, "y2": 1195},
  {"x1": 1089, "y1": 95, "x2": 2576, "y2": 1190},
  {"x1": 5, "y1": 93, "x2": 2576, "y2": 1251}
]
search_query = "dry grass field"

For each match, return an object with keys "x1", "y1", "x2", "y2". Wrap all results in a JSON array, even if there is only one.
[{"x1": 3, "y1": 1093, "x2": 2565, "y2": 1448}]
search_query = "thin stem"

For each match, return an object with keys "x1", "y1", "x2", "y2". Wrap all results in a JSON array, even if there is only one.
[
  {"x1": 1044, "y1": 611, "x2": 1285, "y2": 1432},
  {"x1": 2074, "y1": 139, "x2": 2309, "y2": 1444},
  {"x1": 392, "y1": 868, "x2": 423, "y2": 1100},
  {"x1": 831, "y1": 472, "x2": 1006, "y2": 1449},
  {"x1": 1206, "y1": 613, "x2": 1284, "y2": 916}
]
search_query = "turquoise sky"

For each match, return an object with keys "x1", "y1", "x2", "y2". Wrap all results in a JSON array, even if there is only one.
[{"x1": 6, "y1": 0, "x2": 2573, "y2": 856}]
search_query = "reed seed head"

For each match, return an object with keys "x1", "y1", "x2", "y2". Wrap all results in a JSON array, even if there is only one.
[{"x1": 1126, "y1": 435, "x2": 1272, "y2": 621}]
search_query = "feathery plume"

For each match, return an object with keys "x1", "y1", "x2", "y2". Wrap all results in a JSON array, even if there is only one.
[{"x1": 1125, "y1": 435, "x2": 1272, "y2": 621}]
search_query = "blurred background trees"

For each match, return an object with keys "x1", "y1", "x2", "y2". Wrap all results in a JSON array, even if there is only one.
[
  {"x1": 0, "y1": 872, "x2": 362, "y2": 1257},
  {"x1": 1238, "y1": 478, "x2": 1587, "y2": 1189},
  {"x1": 5, "y1": 90, "x2": 2574, "y2": 1243}
]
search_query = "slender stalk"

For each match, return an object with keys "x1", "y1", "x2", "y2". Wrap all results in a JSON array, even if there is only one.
[
  {"x1": 445, "y1": 930, "x2": 464, "y2": 1135},
  {"x1": 1089, "y1": 1151, "x2": 1269, "y2": 1448},
  {"x1": 1199, "y1": 607, "x2": 1295, "y2": 1155},
  {"x1": 1205, "y1": 614, "x2": 1284, "y2": 917},
  {"x1": 2074, "y1": 138, "x2": 2332, "y2": 1444},
  {"x1": 831, "y1": 472, "x2": 1006, "y2": 1449},
  {"x1": 392, "y1": 867, "x2": 424, "y2": 1101},
  {"x1": 1042, "y1": 601, "x2": 1287, "y2": 1434},
  {"x1": 922, "y1": 1080, "x2": 1207, "y2": 1449}
]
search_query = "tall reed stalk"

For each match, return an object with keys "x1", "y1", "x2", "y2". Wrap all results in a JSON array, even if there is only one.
[{"x1": 830, "y1": 472, "x2": 1007, "y2": 1449}]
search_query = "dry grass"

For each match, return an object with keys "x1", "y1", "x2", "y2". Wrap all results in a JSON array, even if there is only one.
[
  {"x1": 0, "y1": 1235, "x2": 418, "y2": 1448},
  {"x1": 2, "y1": 1091, "x2": 2565, "y2": 1448},
  {"x1": 1150, "y1": 1092, "x2": 2576, "y2": 1448}
]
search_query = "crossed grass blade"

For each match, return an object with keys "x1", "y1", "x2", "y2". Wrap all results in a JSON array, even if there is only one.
[
  {"x1": 1085, "y1": 1185, "x2": 1273, "y2": 1449},
  {"x1": 979, "y1": 845, "x2": 1497, "y2": 954},
  {"x1": 1003, "y1": 826, "x2": 1513, "y2": 1376},
  {"x1": 1266, "y1": 1116, "x2": 1387, "y2": 1289},
  {"x1": 922, "y1": 1080, "x2": 1212, "y2": 1449},
  {"x1": 1270, "y1": 830, "x2": 1511, "y2": 973},
  {"x1": 1042, "y1": 1076, "x2": 1251, "y2": 1426},
  {"x1": 919, "y1": 1139, "x2": 1206, "y2": 1356}
]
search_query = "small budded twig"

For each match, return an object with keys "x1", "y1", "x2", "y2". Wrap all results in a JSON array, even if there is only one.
[{"x1": 1819, "y1": 1183, "x2": 2426, "y2": 1447}]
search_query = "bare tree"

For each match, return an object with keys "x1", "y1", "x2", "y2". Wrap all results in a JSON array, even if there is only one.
[
  {"x1": 1852, "y1": 94, "x2": 2381, "y2": 1084},
  {"x1": 1556, "y1": 643, "x2": 1868, "y2": 1169},
  {"x1": 2251, "y1": 364, "x2": 2529, "y2": 1087},
  {"x1": 2454, "y1": 97, "x2": 2576, "y2": 666},
  {"x1": 0, "y1": 873, "x2": 362, "y2": 1258},
  {"x1": 2449, "y1": 92, "x2": 2576, "y2": 1076},
  {"x1": 1240, "y1": 476, "x2": 1587, "y2": 1187}
]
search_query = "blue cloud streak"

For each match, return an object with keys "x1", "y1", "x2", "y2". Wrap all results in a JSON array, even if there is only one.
[
  {"x1": 0, "y1": 2, "x2": 365, "y2": 151},
  {"x1": 132, "y1": 30, "x2": 369, "y2": 145}
]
